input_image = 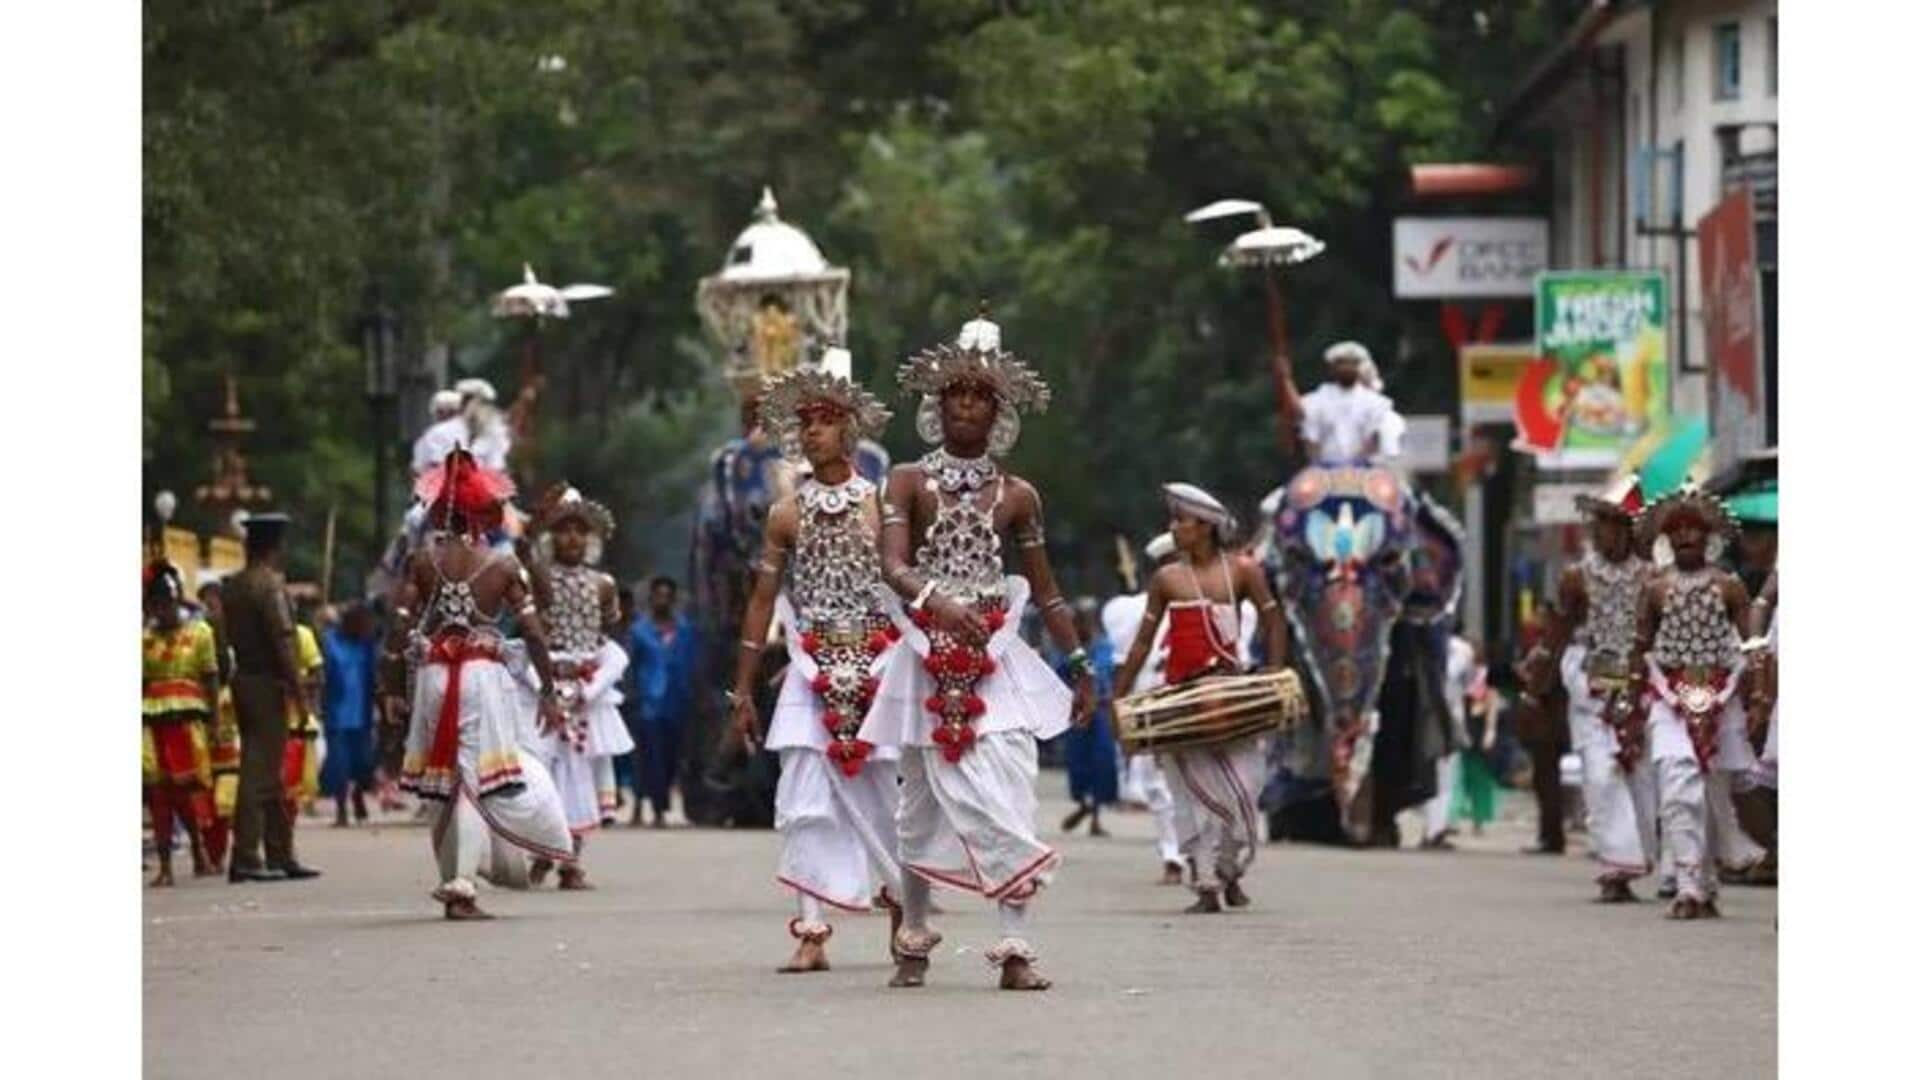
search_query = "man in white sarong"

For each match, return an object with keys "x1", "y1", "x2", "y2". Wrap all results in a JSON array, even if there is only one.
[
  {"x1": 382, "y1": 449, "x2": 575, "y2": 920},
  {"x1": 410, "y1": 390, "x2": 466, "y2": 477},
  {"x1": 1629, "y1": 486, "x2": 1759, "y2": 920},
  {"x1": 866, "y1": 310, "x2": 1093, "y2": 992},
  {"x1": 1524, "y1": 474, "x2": 1659, "y2": 901},
  {"x1": 728, "y1": 352, "x2": 908, "y2": 973},
  {"x1": 1104, "y1": 532, "x2": 1185, "y2": 885},
  {"x1": 521, "y1": 484, "x2": 633, "y2": 889},
  {"x1": 1115, "y1": 483, "x2": 1287, "y2": 914},
  {"x1": 1293, "y1": 341, "x2": 1398, "y2": 464}
]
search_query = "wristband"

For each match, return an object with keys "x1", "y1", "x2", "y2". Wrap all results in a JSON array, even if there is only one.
[
  {"x1": 1066, "y1": 647, "x2": 1092, "y2": 678},
  {"x1": 910, "y1": 582, "x2": 938, "y2": 612}
]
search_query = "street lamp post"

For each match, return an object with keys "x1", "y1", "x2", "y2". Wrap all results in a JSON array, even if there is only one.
[
  {"x1": 151, "y1": 489, "x2": 177, "y2": 560},
  {"x1": 360, "y1": 293, "x2": 399, "y2": 553}
]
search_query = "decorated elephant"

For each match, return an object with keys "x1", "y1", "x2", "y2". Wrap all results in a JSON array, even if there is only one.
[{"x1": 1260, "y1": 464, "x2": 1464, "y2": 845}]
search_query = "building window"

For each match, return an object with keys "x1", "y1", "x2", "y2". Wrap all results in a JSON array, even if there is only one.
[
  {"x1": 1714, "y1": 22, "x2": 1741, "y2": 101},
  {"x1": 1768, "y1": 17, "x2": 1778, "y2": 96}
]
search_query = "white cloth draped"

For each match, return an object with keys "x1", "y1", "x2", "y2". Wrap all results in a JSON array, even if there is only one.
[
  {"x1": 1563, "y1": 646, "x2": 1657, "y2": 880},
  {"x1": 1162, "y1": 737, "x2": 1266, "y2": 891},
  {"x1": 861, "y1": 575, "x2": 1072, "y2": 749},
  {"x1": 775, "y1": 748, "x2": 903, "y2": 911},
  {"x1": 895, "y1": 733, "x2": 1058, "y2": 902}
]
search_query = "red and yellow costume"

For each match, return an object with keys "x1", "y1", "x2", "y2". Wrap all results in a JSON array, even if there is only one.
[
  {"x1": 142, "y1": 620, "x2": 218, "y2": 853},
  {"x1": 281, "y1": 624, "x2": 323, "y2": 817}
]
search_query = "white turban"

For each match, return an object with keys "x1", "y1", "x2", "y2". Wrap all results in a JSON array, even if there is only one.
[
  {"x1": 430, "y1": 389, "x2": 462, "y2": 418},
  {"x1": 1162, "y1": 482, "x2": 1238, "y2": 539},
  {"x1": 1324, "y1": 340, "x2": 1372, "y2": 367}
]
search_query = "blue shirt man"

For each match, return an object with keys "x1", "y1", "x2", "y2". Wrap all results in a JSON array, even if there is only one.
[
  {"x1": 629, "y1": 576, "x2": 700, "y2": 826},
  {"x1": 319, "y1": 605, "x2": 380, "y2": 820}
]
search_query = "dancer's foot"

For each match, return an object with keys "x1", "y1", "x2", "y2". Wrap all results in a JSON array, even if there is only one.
[
  {"x1": 1159, "y1": 861, "x2": 1185, "y2": 886},
  {"x1": 1060, "y1": 804, "x2": 1090, "y2": 833},
  {"x1": 998, "y1": 958, "x2": 1051, "y2": 991},
  {"x1": 1700, "y1": 897, "x2": 1723, "y2": 919},
  {"x1": 888, "y1": 957, "x2": 929, "y2": 988},
  {"x1": 1596, "y1": 880, "x2": 1639, "y2": 903},
  {"x1": 444, "y1": 897, "x2": 494, "y2": 921},
  {"x1": 528, "y1": 858, "x2": 554, "y2": 887},
  {"x1": 1222, "y1": 879, "x2": 1251, "y2": 908},
  {"x1": 1666, "y1": 897, "x2": 1705, "y2": 920},
  {"x1": 1185, "y1": 889, "x2": 1224, "y2": 914},
  {"x1": 149, "y1": 862, "x2": 175, "y2": 888},
  {"x1": 778, "y1": 938, "x2": 831, "y2": 973},
  {"x1": 556, "y1": 865, "x2": 594, "y2": 891}
]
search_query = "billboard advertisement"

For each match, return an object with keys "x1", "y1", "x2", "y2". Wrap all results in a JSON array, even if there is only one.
[
  {"x1": 1699, "y1": 188, "x2": 1768, "y2": 471},
  {"x1": 1393, "y1": 217, "x2": 1549, "y2": 299},
  {"x1": 1517, "y1": 271, "x2": 1670, "y2": 459}
]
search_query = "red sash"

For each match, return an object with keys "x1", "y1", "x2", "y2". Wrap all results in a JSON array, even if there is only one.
[{"x1": 423, "y1": 634, "x2": 503, "y2": 781}]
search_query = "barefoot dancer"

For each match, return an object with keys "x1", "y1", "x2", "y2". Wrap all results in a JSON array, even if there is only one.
[
  {"x1": 1114, "y1": 483, "x2": 1287, "y2": 914},
  {"x1": 382, "y1": 450, "x2": 576, "y2": 920},
  {"x1": 523, "y1": 485, "x2": 633, "y2": 890},
  {"x1": 864, "y1": 309, "x2": 1094, "y2": 992},
  {"x1": 728, "y1": 351, "x2": 908, "y2": 974},
  {"x1": 1524, "y1": 475, "x2": 1658, "y2": 903},
  {"x1": 1628, "y1": 486, "x2": 1757, "y2": 920},
  {"x1": 143, "y1": 562, "x2": 220, "y2": 885}
]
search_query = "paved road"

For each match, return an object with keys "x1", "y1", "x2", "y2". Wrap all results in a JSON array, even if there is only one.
[{"x1": 144, "y1": 776, "x2": 1775, "y2": 1079}]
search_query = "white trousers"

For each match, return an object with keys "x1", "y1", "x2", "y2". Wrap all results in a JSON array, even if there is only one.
[
  {"x1": 1129, "y1": 754, "x2": 1182, "y2": 863},
  {"x1": 1649, "y1": 697, "x2": 1756, "y2": 902},
  {"x1": 428, "y1": 748, "x2": 574, "y2": 898},
  {"x1": 1163, "y1": 737, "x2": 1266, "y2": 892},
  {"x1": 1567, "y1": 684, "x2": 1657, "y2": 881},
  {"x1": 1423, "y1": 752, "x2": 1458, "y2": 842},
  {"x1": 896, "y1": 732, "x2": 1057, "y2": 902},
  {"x1": 776, "y1": 748, "x2": 903, "y2": 919}
]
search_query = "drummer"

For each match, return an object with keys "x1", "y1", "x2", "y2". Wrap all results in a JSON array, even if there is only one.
[{"x1": 1114, "y1": 483, "x2": 1287, "y2": 914}]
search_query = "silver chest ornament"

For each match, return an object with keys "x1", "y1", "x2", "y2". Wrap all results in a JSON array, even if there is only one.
[
  {"x1": 913, "y1": 449, "x2": 1007, "y2": 607},
  {"x1": 909, "y1": 449, "x2": 1011, "y2": 763},
  {"x1": 1577, "y1": 551, "x2": 1649, "y2": 660},
  {"x1": 547, "y1": 564, "x2": 604, "y2": 657},
  {"x1": 789, "y1": 476, "x2": 895, "y2": 777},
  {"x1": 1652, "y1": 570, "x2": 1738, "y2": 670}
]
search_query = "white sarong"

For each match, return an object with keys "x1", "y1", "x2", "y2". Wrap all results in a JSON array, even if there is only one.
[
  {"x1": 1162, "y1": 735, "x2": 1266, "y2": 891},
  {"x1": 895, "y1": 732, "x2": 1058, "y2": 902},
  {"x1": 776, "y1": 748, "x2": 903, "y2": 911},
  {"x1": 1563, "y1": 646, "x2": 1657, "y2": 881}
]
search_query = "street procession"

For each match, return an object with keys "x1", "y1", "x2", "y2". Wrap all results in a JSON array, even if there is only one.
[{"x1": 94, "y1": 1, "x2": 1889, "y2": 1076}]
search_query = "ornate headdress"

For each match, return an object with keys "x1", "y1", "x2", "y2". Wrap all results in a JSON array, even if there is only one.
[
  {"x1": 1163, "y1": 481, "x2": 1239, "y2": 542},
  {"x1": 1575, "y1": 472, "x2": 1645, "y2": 522},
  {"x1": 897, "y1": 304, "x2": 1052, "y2": 455},
  {"x1": 414, "y1": 448, "x2": 515, "y2": 538},
  {"x1": 760, "y1": 346, "x2": 892, "y2": 464},
  {"x1": 535, "y1": 482, "x2": 616, "y2": 539},
  {"x1": 1634, "y1": 483, "x2": 1740, "y2": 549}
]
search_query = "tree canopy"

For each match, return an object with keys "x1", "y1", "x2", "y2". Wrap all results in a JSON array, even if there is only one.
[{"x1": 144, "y1": 0, "x2": 1581, "y2": 596}]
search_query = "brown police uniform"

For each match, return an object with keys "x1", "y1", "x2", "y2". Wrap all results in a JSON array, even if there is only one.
[{"x1": 222, "y1": 563, "x2": 302, "y2": 871}]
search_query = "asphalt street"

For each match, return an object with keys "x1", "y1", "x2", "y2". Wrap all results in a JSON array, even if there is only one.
[{"x1": 144, "y1": 773, "x2": 1776, "y2": 1079}]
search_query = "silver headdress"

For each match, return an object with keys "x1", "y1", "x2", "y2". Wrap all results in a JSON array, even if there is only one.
[
  {"x1": 760, "y1": 346, "x2": 893, "y2": 464},
  {"x1": 535, "y1": 483, "x2": 616, "y2": 567},
  {"x1": 897, "y1": 304, "x2": 1052, "y2": 455}
]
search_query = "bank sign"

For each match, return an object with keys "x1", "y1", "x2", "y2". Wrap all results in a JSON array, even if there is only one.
[{"x1": 1392, "y1": 217, "x2": 1549, "y2": 299}]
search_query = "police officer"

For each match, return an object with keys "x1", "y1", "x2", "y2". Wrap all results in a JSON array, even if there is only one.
[{"x1": 221, "y1": 513, "x2": 322, "y2": 882}]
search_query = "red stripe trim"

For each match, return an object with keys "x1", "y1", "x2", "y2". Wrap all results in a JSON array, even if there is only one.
[
  {"x1": 462, "y1": 784, "x2": 576, "y2": 864},
  {"x1": 1215, "y1": 747, "x2": 1261, "y2": 856},
  {"x1": 144, "y1": 679, "x2": 209, "y2": 702},
  {"x1": 776, "y1": 874, "x2": 872, "y2": 913}
]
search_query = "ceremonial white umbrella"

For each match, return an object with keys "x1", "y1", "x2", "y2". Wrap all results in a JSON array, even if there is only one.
[
  {"x1": 488, "y1": 264, "x2": 614, "y2": 484},
  {"x1": 1185, "y1": 198, "x2": 1325, "y2": 455},
  {"x1": 490, "y1": 263, "x2": 614, "y2": 321}
]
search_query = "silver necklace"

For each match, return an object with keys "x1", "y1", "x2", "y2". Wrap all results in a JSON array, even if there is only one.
[{"x1": 922, "y1": 448, "x2": 998, "y2": 494}]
